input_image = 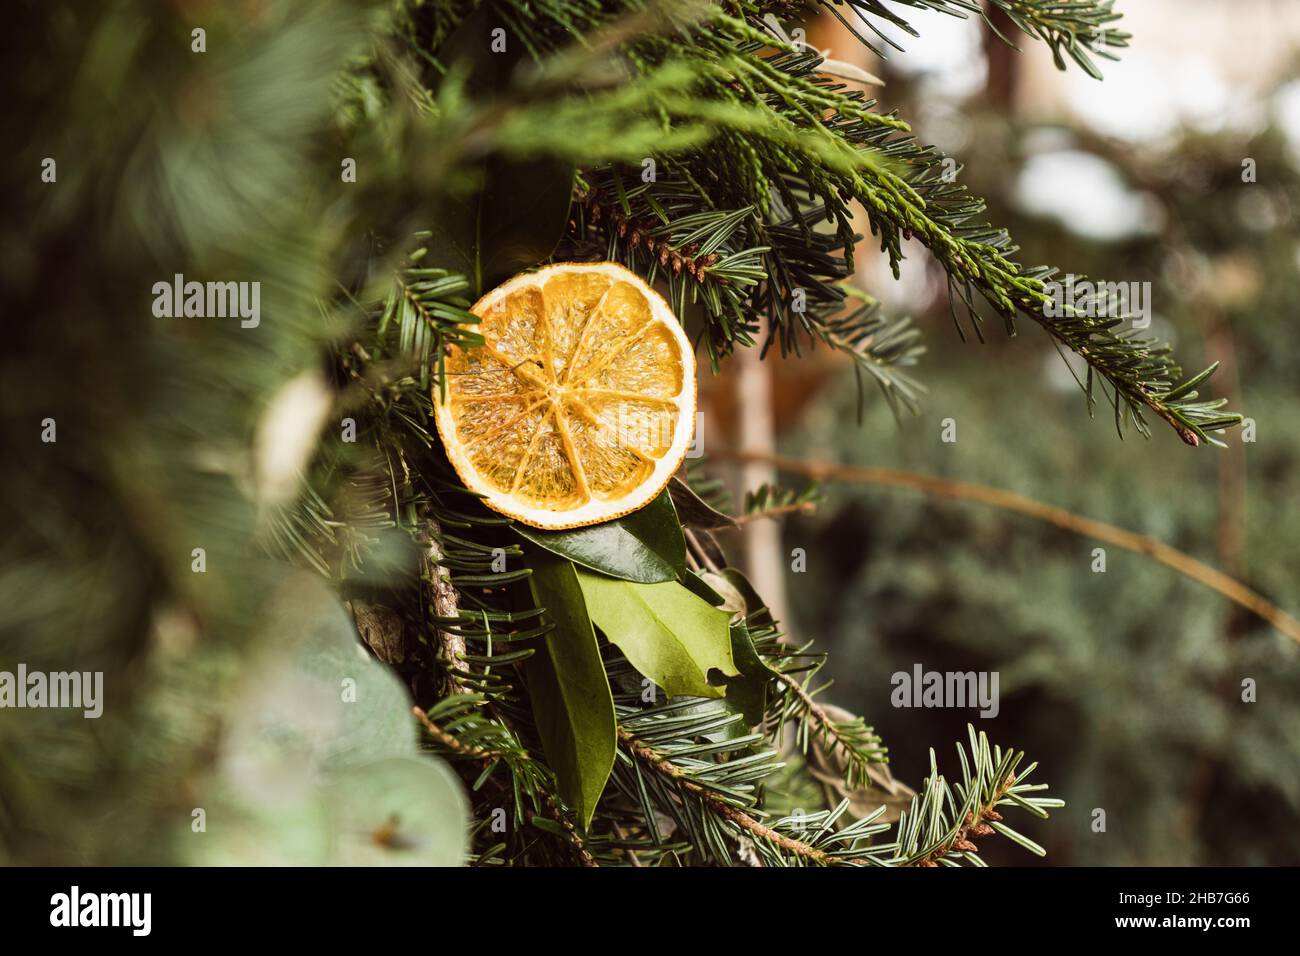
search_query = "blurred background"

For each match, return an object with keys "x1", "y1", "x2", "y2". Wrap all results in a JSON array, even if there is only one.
[{"x1": 702, "y1": 0, "x2": 1300, "y2": 865}]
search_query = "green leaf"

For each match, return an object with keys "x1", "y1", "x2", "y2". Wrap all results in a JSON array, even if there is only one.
[
  {"x1": 223, "y1": 574, "x2": 421, "y2": 781},
  {"x1": 676, "y1": 568, "x2": 773, "y2": 723},
  {"x1": 576, "y1": 569, "x2": 738, "y2": 699},
  {"x1": 722, "y1": 622, "x2": 771, "y2": 726},
  {"x1": 669, "y1": 475, "x2": 737, "y2": 530},
  {"x1": 429, "y1": 7, "x2": 574, "y2": 294},
  {"x1": 426, "y1": 155, "x2": 574, "y2": 295},
  {"x1": 525, "y1": 550, "x2": 617, "y2": 830},
  {"x1": 679, "y1": 567, "x2": 726, "y2": 606},
  {"x1": 180, "y1": 574, "x2": 469, "y2": 866},
  {"x1": 517, "y1": 488, "x2": 686, "y2": 584}
]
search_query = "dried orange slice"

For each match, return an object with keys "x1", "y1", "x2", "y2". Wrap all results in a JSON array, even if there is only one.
[{"x1": 434, "y1": 262, "x2": 696, "y2": 529}]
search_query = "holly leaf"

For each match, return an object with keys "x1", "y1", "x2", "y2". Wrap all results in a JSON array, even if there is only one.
[
  {"x1": 525, "y1": 550, "x2": 617, "y2": 830},
  {"x1": 517, "y1": 488, "x2": 686, "y2": 584},
  {"x1": 680, "y1": 569, "x2": 774, "y2": 724},
  {"x1": 576, "y1": 569, "x2": 738, "y2": 699},
  {"x1": 679, "y1": 567, "x2": 726, "y2": 606}
]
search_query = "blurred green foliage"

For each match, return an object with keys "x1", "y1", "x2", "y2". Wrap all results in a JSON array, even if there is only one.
[
  {"x1": 785, "y1": 82, "x2": 1300, "y2": 865},
  {"x1": 0, "y1": 0, "x2": 472, "y2": 864}
]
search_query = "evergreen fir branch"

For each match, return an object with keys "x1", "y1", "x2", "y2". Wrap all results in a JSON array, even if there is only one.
[
  {"x1": 985, "y1": 0, "x2": 1129, "y2": 78},
  {"x1": 614, "y1": 709, "x2": 1058, "y2": 866},
  {"x1": 885, "y1": 726, "x2": 1064, "y2": 866},
  {"x1": 733, "y1": 36, "x2": 1237, "y2": 444},
  {"x1": 571, "y1": 165, "x2": 928, "y2": 413},
  {"x1": 413, "y1": 696, "x2": 598, "y2": 866},
  {"x1": 260, "y1": 483, "x2": 340, "y2": 577},
  {"x1": 740, "y1": 610, "x2": 894, "y2": 793},
  {"x1": 375, "y1": 240, "x2": 481, "y2": 399},
  {"x1": 769, "y1": 667, "x2": 889, "y2": 790},
  {"x1": 683, "y1": 460, "x2": 736, "y2": 515},
  {"x1": 416, "y1": 515, "x2": 471, "y2": 696},
  {"x1": 812, "y1": 0, "x2": 1129, "y2": 78},
  {"x1": 820, "y1": 289, "x2": 927, "y2": 419},
  {"x1": 467, "y1": 2, "x2": 1231, "y2": 442},
  {"x1": 616, "y1": 721, "x2": 826, "y2": 862},
  {"x1": 738, "y1": 479, "x2": 825, "y2": 522},
  {"x1": 615, "y1": 705, "x2": 895, "y2": 866},
  {"x1": 414, "y1": 698, "x2": 509, "y2": 761},
  {"x1": 393, "y1": 4, "x2": 1151, "y2": 441},
  {"x1": 568, "y1": 168, "x2": 769, "y2": 348}
]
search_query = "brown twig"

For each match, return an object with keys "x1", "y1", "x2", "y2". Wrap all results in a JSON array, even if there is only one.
[
  {"x1": 577, "y1": 182, "x2": 722, "y2": 282},
  {"x1": 412, "y1": 706, "x2": 598, "y2": 867},
  {"x1": 682, "y1": 527, "x2": 724, "y2": 574},
  {"x1": 417, "y1": 514, "x2": 467, "y2": 696},
  {"x1": 618, "y1": 727, "x2": 840, "y2": 865},
  {"x1": 729, "y1": 501, "x2": 818, "y2": 525},
  {"x1": 539, "y1": 792, "x2": 600, "y2": 868},
  {"x1": 711, "y1": 450, "x2": 1300, "y2": 646},
  {"x1": 412, "y1": 705, "x2": 498, "y2": 760}
]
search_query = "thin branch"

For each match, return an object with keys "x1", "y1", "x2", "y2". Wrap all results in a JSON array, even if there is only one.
[
  {"x1": 413, "y1": 706, "x2": 597, "y2": 866},
  {"x1": 713, "y1": 451, "x2": 1300, "y2": 646},
  {"x1": 730, "y1": 501, "x2": 817, "y2": 525},
  {"x1": 417, "y1": 514, "x2": 467, "y2": 696},
  {"x1": 683, "y1": 526, "x2": 724, "y2": 573},
  {"x1": 412, "y1": 705, "x2": 499, "y2": 760},
  {"x1": 618, "y1": 727, "x2": 841, "y2": 865}
]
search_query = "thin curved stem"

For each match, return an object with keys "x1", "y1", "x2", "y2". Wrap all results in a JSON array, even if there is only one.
[{"x1": 713, "y1": 450, "x2": 1300, "y2": 646}]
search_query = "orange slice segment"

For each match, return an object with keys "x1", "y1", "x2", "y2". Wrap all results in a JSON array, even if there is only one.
[{"x1": 434, "y1": 262, "x2": 696, "y2": 529}]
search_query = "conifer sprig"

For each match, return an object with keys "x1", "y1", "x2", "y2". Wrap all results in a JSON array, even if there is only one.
[
  {"x1": 418, "y1": 0, "x2": 1235, "y2": 443},
  {"x1": 818, "y1": 0, "x2": 1129, "y2": 79}
]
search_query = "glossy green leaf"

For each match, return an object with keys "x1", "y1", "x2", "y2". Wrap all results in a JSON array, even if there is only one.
[
  {"x1": 722, "y1": 622, "x2": 771, "y2": 726},
  {"x1": 677, "y1": 568, "x2": 772, "y2": 724},
  {"x1": 517, "y1": 488, "x2": 686, "y2": 584},
  {"x1": 576, "y1": 569, "x2": 738, "y2": 699},
  {"x1": 525, "y1": 550, "x2": 617, "y2": 830}
]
